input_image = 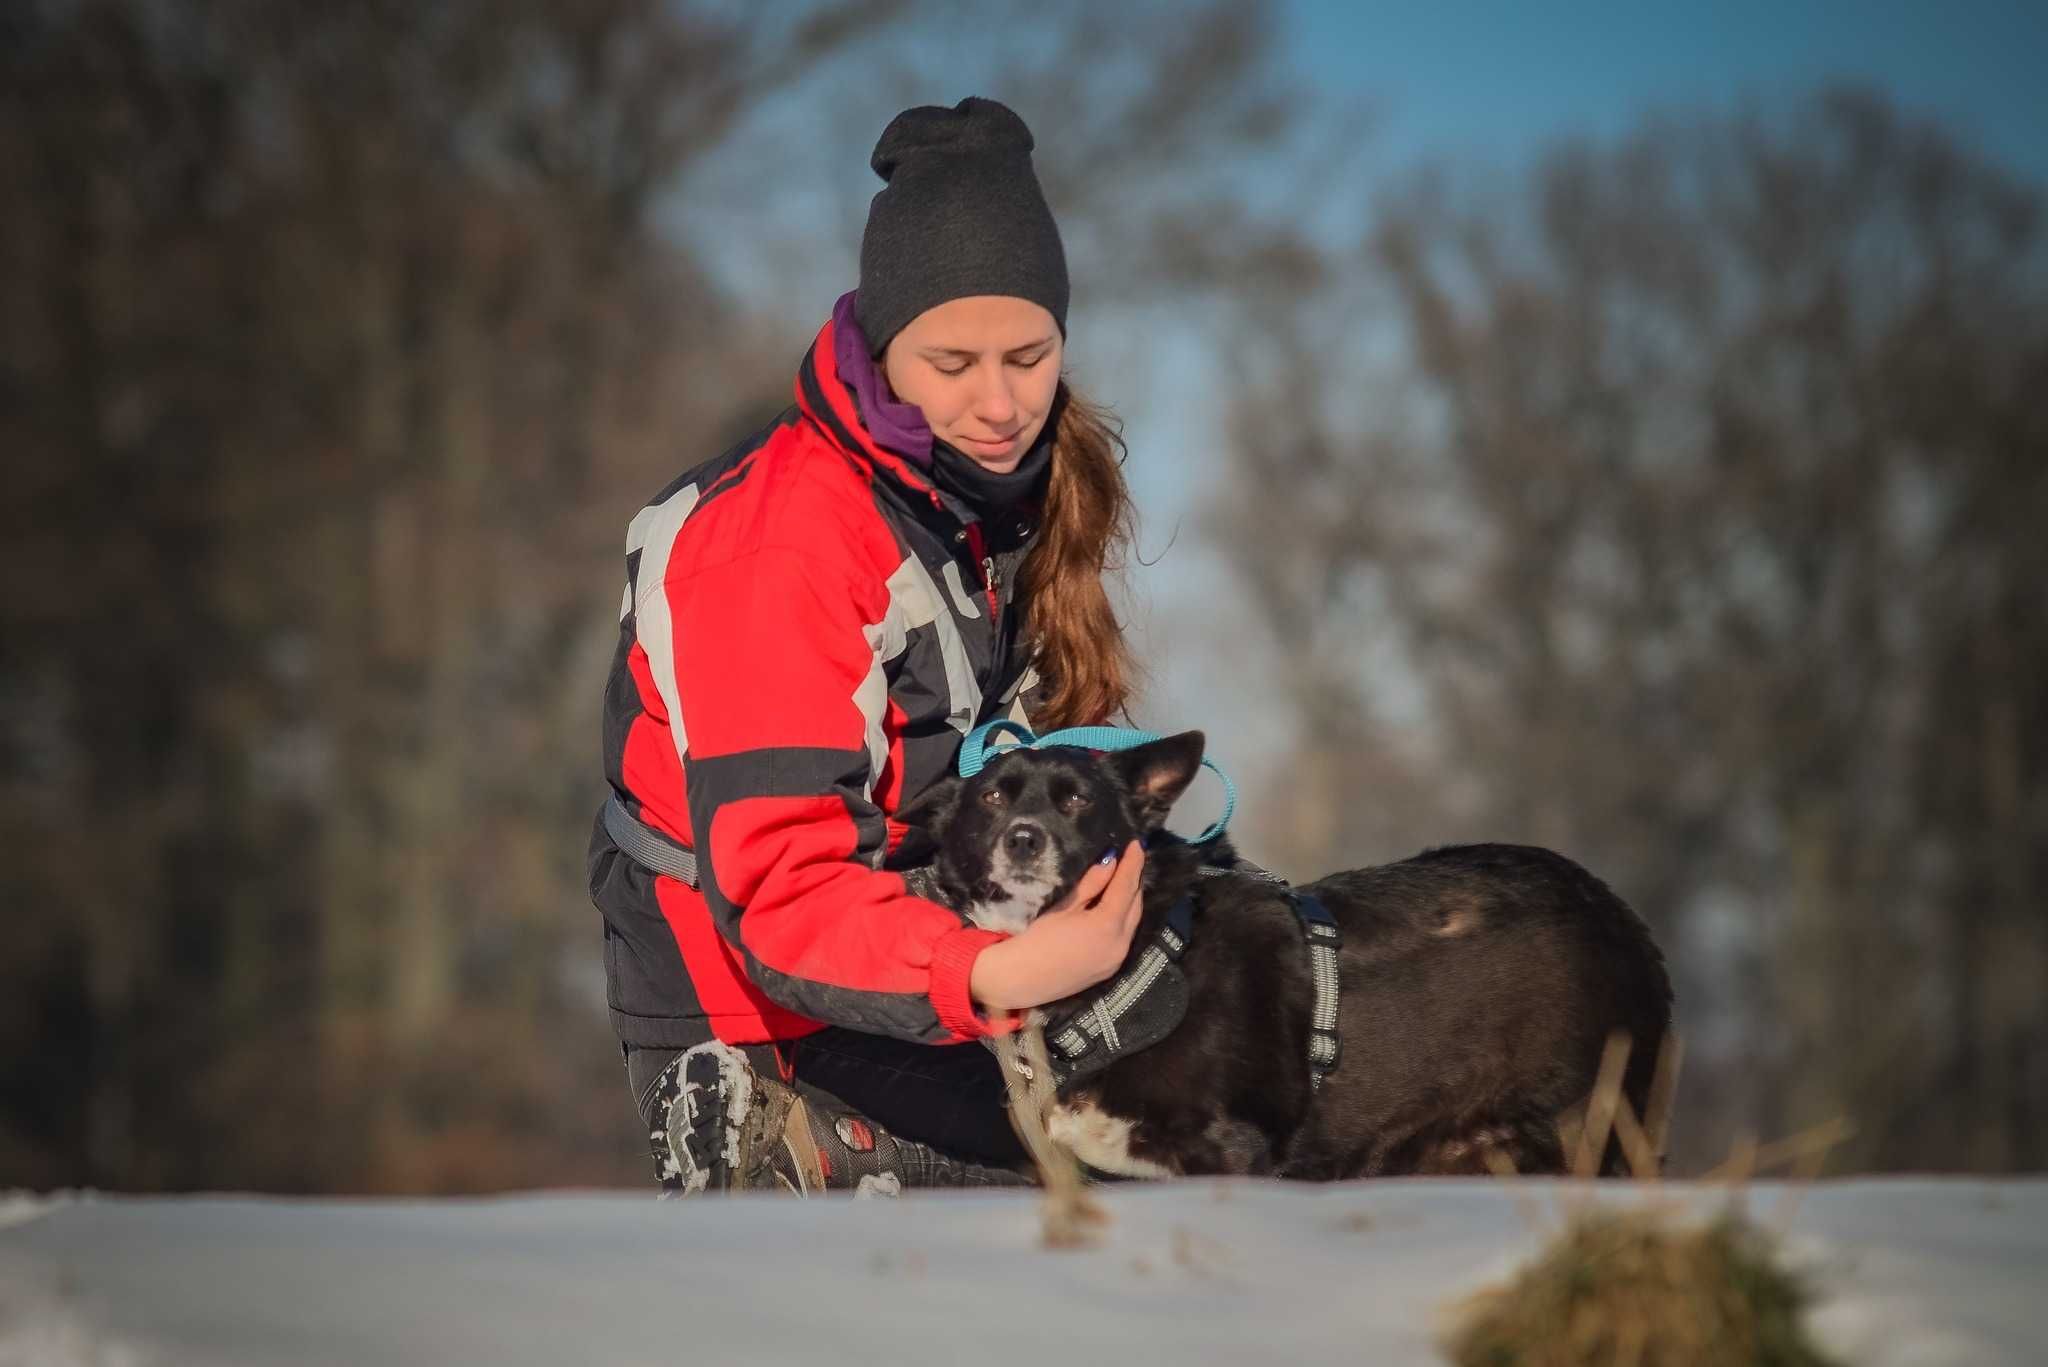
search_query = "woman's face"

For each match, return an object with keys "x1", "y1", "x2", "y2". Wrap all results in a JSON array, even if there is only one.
[{"x1": 881, "y1": 296, "x2": 1063, "y2": 473}]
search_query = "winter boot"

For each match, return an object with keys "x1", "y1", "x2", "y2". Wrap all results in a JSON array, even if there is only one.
[
  {"x1": 779, "y1": 1086, "x2": 1036, "y2": 1195},
  {"x1": 647, "y1": 1041, "x2": 808, "y2": 1195},
  {"x1": 647, "y1": 1041, "x2": 1034, "y2": 1196}
]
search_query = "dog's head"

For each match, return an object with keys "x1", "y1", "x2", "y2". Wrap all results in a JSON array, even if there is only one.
[{"x1": 889, "y1": 731, "x2": 1207, "y2": 933}]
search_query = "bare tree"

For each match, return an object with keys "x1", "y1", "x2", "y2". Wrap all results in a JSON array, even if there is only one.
[
  {"x1": 0, "y1": 0, "x2": 1309, "y2": 1190},
  {"x1": 1207, "y1": 89, "x2": 2048, "y2": 1172},
  {"x1": 0, "y1": 0, "x2": 922, "y2": 1190}
]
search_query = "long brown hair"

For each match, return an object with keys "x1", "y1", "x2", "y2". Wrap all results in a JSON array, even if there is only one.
[{"x1": 1018, "y1": 382, "x2": 1142, "y2": 727}]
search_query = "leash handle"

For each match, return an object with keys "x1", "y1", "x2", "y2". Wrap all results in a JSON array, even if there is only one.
[{"x1": 956, "y1": 719, "x2": 1236, "y2": 845}]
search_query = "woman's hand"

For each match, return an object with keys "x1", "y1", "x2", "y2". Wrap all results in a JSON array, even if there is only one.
[{"x1": 967, "y1": 841, "x2": 1147, "y2": 1014}]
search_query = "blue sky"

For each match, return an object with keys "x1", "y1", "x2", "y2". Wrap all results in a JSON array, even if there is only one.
[
  {"x1": 1115, "y1": 1, "x2": 2048, "y2": 805},
  {"x1": 1284, "y1": 0, "x2": 2048, "y2": 179}
]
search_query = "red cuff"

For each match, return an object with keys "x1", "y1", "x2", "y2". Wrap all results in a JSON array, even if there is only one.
[{"x1": 928, "y1": 926, "x2": 1018, "y2": 1041}]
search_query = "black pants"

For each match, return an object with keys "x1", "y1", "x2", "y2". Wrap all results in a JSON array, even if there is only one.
[{"x1": 625, "y1": 1028, "x2": 1027, "y2": 1168}]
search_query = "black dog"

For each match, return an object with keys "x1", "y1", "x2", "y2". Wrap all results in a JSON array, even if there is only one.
[{"x1": 891, "y1": 732, "x2": 1674, "y2": 1179}]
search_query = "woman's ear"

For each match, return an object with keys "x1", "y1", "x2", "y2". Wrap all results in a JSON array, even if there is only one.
[
  {"x1": 884, "y1": 774, "x2": 963, "y2": 869},
  {"x1": 1109, "y1": 731, "x2": 1206, "y2": 832}
]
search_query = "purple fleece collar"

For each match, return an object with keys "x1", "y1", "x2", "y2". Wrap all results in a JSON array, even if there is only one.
[{"x1": 832, "y1": 291, "x2": 933, "y2": 466}]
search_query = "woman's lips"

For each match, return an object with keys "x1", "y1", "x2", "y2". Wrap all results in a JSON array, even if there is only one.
[{"x1": 959, "y1": 433, "x2": 1019, "y2": 456}]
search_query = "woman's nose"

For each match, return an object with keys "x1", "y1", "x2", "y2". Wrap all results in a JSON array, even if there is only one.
[{"x1": 972, "y1": 366, "x2": 1017, "y2": 425}]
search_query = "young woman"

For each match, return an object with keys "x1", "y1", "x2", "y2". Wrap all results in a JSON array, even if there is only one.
[{"x1": 589, "y1": 97, "x2": 1151, "y2": 1193}]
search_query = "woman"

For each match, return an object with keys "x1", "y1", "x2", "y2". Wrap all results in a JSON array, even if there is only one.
[{"x1": 589, "y1": 97, "x2": 1149, "y2": 1193}]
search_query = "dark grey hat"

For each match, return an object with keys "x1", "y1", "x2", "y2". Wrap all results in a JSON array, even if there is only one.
[{"x1": 855, "y1": 97, "x2": 1069, "y2": 356}]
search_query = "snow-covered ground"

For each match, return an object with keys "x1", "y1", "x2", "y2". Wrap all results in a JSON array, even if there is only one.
[{"x1": 2, "y1": 1179, "x2": 2041, "y2": 1366}]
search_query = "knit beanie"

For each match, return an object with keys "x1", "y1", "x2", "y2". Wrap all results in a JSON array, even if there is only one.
[{"x1": 855, "y1": 97, "x2": 1069, "y2": 356}]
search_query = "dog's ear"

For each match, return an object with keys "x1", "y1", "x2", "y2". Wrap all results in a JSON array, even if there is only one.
[
  {"x1": 1109, "y1": 731, "x2": 1206, "y2": 832},
  {"x1": 885, "y1": 774, "x2": 963, "y2": 870}
]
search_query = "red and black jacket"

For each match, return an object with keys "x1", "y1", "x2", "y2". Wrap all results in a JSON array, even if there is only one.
[{"x1": 589, "y1": 298, "x2": 1040, "y2": 1049}]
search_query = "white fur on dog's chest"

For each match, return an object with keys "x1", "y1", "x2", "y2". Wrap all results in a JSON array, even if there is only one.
[
  {"x1": 965, "y1": 871, "x2": 1059, "y2": 935},
  {"x1": 964, "y1": 895, "x2": 1039, "y2": 935},
  {"x1": 1046, "y1": 1100, "x2": 1176, "y2": 1179}
]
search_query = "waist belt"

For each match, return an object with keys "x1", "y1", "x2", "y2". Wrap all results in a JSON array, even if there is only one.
[{"x1": 604, "y1": 792, "x2": 701, "y2": 887}]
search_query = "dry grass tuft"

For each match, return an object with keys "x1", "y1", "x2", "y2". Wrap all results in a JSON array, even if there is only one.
[
  {"x1": 1441, "y1": 1208, "x2": 1839, "y2": 1367},
  {"x1": 992, "y1": 1020, "x2": 1108, "y2": 1248},
  {"x1": 1446, "y1": 1030, "x2": 1851, "y2": 1366}
]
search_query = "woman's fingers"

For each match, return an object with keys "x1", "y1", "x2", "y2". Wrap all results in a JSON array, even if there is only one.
[
  {"x1": 1067, "y1": 853, "x2": 1117, "y2": 909},
  {"x1": 1079, "y1": 842, "x2": 1143, "y2": 923},
  {"x1": 1085, "y1": 842, "x2": 1146, "y2": 962},
  {"x1": 1107, "y1": 841, "x2": 1145, "y2": 924}
]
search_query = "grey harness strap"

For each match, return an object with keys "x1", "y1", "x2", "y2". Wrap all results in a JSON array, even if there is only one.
[
  {"x1": 604, "y1": 792, "x2": 701, "y2": 888},
  {"x1": 1287, "y1": 890, "x2": 1343, "y2": 1088},
  {"x1": 1199, "y1": 863, "x2": 1344, "y2": 1090}
]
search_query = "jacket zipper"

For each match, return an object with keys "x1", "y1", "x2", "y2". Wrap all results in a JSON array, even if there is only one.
[{"x1": 963, "y1": 521, "x2": 1000, "y2": 619}]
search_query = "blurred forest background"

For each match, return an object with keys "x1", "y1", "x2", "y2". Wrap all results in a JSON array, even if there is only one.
[{"x1": 3, "y1": 0, "x2": 2042, "y2": 1192}]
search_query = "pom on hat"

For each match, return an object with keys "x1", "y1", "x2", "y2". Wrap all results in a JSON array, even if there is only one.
[{"x1": 871, "y1": 97, "x2": 1036, "y2": 181}]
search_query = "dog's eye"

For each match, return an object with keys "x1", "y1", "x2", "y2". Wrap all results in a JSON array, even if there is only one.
[
  {"x1": 1058, "y1": 793, "x2": 1091, "y2": 814},
  {"x1": 979, "y1": 788, "x2": 1006, "y2": 808}
]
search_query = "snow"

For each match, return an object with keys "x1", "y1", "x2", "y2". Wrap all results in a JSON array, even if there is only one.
[{"x1": 2, "y1": 1179, "x2": 2041, "y2": 1366}]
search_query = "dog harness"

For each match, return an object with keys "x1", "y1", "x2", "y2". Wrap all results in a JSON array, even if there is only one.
[
  {"x1": 959, "y1": 720, "x2": 1343, "y2": 1093},
  {"x1": 1020, "y1": 866, "x2": 1343, "y2": 1092},
  {"x1": 1029, "y1": 893, "x2": 1196, "y2": 1087}
]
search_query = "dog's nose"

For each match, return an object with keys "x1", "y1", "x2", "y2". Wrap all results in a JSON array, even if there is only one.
[{"x1": 1003, "y1": 822, "x2": 1045, "y2": 861}]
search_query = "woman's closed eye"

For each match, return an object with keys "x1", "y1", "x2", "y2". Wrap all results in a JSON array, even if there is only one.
[{"x1": 932, "y1": 350, "x2": 1047, "y2": 377}]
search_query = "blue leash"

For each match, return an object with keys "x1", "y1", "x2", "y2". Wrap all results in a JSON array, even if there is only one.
[{"x1": 956, "y1": 719, "x2": 1236, "y2": 845}]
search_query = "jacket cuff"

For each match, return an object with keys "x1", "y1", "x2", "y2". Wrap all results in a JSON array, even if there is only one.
[{"x1": 929, "y1": 926, "x2": 1017, "y2": 1041}]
